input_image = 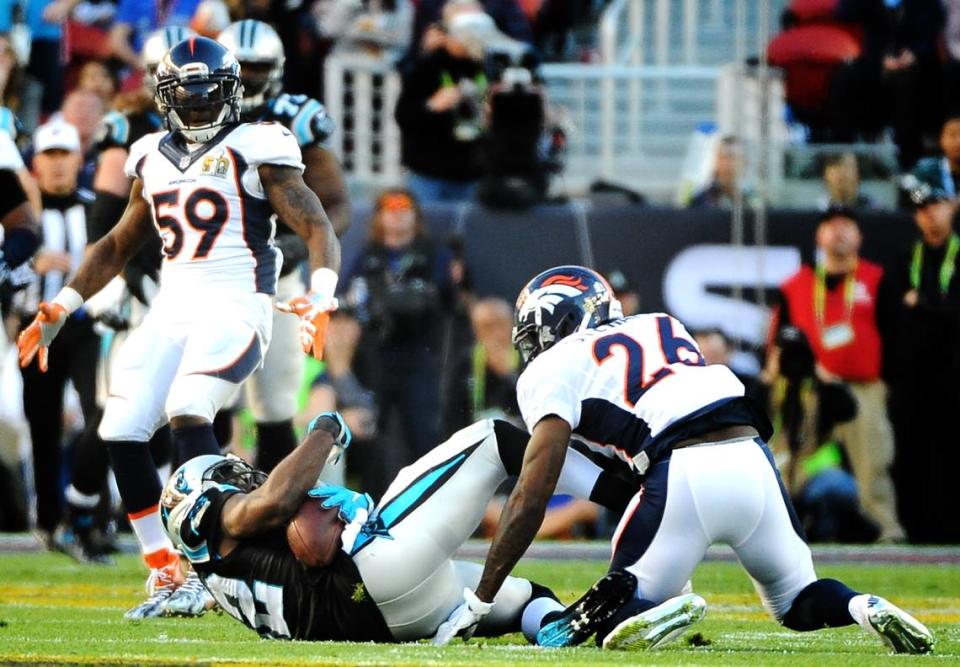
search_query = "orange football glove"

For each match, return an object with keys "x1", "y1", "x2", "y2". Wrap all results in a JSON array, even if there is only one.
[
  {"x1": 17, "y1": 302, "x2": 69, "y2": 372},
  {"x1": 276, "y1": 294, "x2": 338, "y2": 360}
]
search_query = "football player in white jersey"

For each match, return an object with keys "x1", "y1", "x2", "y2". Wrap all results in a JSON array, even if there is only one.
[
  {"x1": 435, "y1": 266, "x2": 934, "y2": 655},
  {"x1": 217, "y1": 19, "x2": 350, "y2": 475},
  {"x1": 16, "y1": 37, "x2": 342, "y2": 619}
]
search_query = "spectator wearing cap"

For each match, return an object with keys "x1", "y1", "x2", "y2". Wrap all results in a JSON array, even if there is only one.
[
  {"x1": 909, "y1": 114, "x2": 960, "y2": 200},
  {"x1": 13, "y1": 120, "x2": 101, "y2": 552},
  {"x1": 768, "y1": 205, "x2": 905, "y2": 543},
  {"x1": 878, "y1": 183, "x2": 960, "y2": 543}
]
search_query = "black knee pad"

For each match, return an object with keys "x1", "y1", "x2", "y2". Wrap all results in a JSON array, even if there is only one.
[{"x1": 493, "y1": 419, "x2": 529, "y2": 477}]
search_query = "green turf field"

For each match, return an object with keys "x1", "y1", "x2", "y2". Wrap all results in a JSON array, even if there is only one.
[{"x1": 0, "y1": 553, "x2": 956, "y2": 666}]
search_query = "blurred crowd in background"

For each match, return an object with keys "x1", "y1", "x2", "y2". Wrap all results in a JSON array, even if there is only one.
[{"x1": 0, "y1": 0, "x2": 958, "y2": 561}]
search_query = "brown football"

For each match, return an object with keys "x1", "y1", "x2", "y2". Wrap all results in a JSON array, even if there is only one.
[{"x1": 286, "y1": 496, "x2": 345, "y2": 568}]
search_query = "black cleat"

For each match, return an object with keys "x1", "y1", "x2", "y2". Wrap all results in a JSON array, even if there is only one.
[{"x1": 536, "y1": 570, "x2": 638, "y2": 648}]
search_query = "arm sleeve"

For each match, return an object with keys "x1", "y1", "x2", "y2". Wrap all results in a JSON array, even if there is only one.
[
  {"x1": 517, "y1": 360, "x2": 582, "y2": 432},
  {"x1": 247, "y1": 123, "x2": 304, "y2": 172},
  {"x1": 124, "y1": 136, "x2": 152, "y2": 179}
]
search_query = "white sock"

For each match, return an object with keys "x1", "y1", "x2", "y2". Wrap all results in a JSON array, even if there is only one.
[
  {"x1": 848, "y1": 594, "x2": 875, "y2": 627},
  {"x1": 129, "y1": 507, "x2": 174, "y2": 557},
  {"x1": 521, "y1": 595, "x2": 565, "y2": 643}
]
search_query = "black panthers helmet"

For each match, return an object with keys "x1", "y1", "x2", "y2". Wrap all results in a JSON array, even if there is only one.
[
  {"x1": 512, "y1": 265, "x2": 622, "y2": 366},
  {"x1": 155, "y1": 36, "x2": 242, "y2": 143}
]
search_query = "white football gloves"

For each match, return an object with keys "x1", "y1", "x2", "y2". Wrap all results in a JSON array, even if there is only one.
[{"x1": 432, "y1": 588, "x2": 494, "y2": 645}]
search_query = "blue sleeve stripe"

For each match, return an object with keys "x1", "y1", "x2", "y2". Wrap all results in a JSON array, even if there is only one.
[
  {"x1": 0, "y1": 108, "x2": 13, "y2": 138},
  {"x1": 293, "y1": 100, "x2": 322, "y2": 147}
]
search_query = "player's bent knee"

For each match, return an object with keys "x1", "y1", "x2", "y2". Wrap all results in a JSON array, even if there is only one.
[
  {"x1": 98, "y1": 408, "x2": 157, "y2": 442},
  {"x1": 98, "y1": 396, "x2": 161, "y2": 442}
]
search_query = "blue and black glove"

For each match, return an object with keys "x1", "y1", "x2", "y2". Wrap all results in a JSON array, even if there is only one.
[{"x1": 307, "y1": 485, "x2": 373, "y2": 524}]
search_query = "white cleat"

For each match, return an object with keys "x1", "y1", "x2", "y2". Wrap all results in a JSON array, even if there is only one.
[
  {"x1": 124, "y1": 566, "x2": 180, "y2": 619},
  {"x1": 161, "y1": 571, "x2": 214, "y2": 617},
  {"x1": 602, "y1": 593, "x2": 707, "y2": 651},
  {"x1": 862, "y1": 596, "x2": 934, "y2": 654}
]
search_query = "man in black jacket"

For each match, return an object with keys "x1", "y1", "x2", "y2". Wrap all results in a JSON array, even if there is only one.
[
  {"x1": 879, "y1": 183, "x2": 960, "y2": 543},
  {"x1": 395, "y1": 2, "x2": 492, "y2": 202}
]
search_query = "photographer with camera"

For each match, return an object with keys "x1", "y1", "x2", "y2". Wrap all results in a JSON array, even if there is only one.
[
  {"x1": 766, "y1": 206, "x2": 905, "y2": 543},
  {"x1": 341, "y1": 189, "x2": 458, "y2": 476},
  {"x1": 765, "y1": 326, "x2": 879, "y2": 543},
  {"x1": 395, "y1": 1, "x2": 491, "y2": 202}
]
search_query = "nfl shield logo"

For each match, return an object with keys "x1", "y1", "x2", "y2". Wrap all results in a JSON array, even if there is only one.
[{"x1": 180, "y1": 156, "x2": 190, "y2": 169}]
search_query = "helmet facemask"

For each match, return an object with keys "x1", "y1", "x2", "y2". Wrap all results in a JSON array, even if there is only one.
[{"x1": 157, "y1": 72, "x2": 241, "y2": 143}]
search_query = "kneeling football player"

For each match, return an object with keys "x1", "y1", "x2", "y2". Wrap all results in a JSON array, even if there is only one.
[{"x1": 160, "y1": 414, "x2": 642, "y2": 642}]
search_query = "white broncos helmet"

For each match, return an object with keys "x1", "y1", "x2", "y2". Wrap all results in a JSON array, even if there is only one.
[
  {"x1": 160, "y1": 454, "x2": 266, "y2": 560},
  {"x1": 217, "y1": 19, "x2": 285, "y2": 113},
  {"x1": 142, "y1": 25, "x2": 198, "y2": 93}
]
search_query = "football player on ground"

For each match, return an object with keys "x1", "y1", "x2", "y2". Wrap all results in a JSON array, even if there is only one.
[
  {"x1": 16, "y1": 37, "x2": 342, "y2": 619},
  {"x1": 59, "y1": 26, "x2": 196, "y2": 567},
  {"x1": 161, "y1": 413, "x2": 678, "y2": 644},
  {"x1": 434, "y1": 266, "x2": 935, "y2": 654},
  {"x1": 216, "y1": 19, "x2": 350, "y2": 474}
]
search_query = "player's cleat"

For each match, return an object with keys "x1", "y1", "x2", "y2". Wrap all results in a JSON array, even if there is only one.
[
  {"x1": 601, "y1": 593, "x2": 707, "y2": 651},
  {"x1": 536, "y1": 570, "x2": 637, "y2": 647},
  {"x1": 161, "y1": 571, "x2": 214, "y2": 617},
  {"x1": 124, "y1": 561, "x2": 181, "y2": 619},
  {"x1": 862, "y1": 596, "x2": 934, "y2": 654}
]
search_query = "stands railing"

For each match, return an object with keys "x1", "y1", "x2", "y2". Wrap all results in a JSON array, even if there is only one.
[
  {"x1": 324, "y1": 53, "x2": 721, "y2": 200},
  {"x1": 599, "y1": 0, "x2": 786, "y2": 66},
  {"x1": 324, "y1": 52, "x2": 404, "y2": 189}
]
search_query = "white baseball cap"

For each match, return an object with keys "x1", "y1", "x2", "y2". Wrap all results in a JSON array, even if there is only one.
[{"x1": 34, "y1": 120, "x2": 81, "y2": 154}]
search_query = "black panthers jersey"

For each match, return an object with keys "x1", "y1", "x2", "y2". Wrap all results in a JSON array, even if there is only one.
[
  {"x1": 188, "y1": 487, "x2": 392, "y2": 642},
  {"x1": 95, "y1": 110, "x2": 164, "y2": 153},
  {"x1": 256, "y1": 93, "x2": 334, "y2": 149}
]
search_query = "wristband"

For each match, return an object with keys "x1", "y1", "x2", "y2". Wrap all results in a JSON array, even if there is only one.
[
  {"x1": 52, "y1": 286, "x2": 84, "y2": 314},
  {"x1": 310, "y1": 267, "x2": 339, "y2": 301}
]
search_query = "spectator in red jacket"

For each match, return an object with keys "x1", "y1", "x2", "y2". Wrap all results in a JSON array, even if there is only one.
[{"x1": 767, "y1": 206, "x2": 905, "y2": 543}]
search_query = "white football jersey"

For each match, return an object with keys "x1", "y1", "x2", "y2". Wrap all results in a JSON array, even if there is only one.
[
  {"x1": 517, "y1": 313, "x2": 747, "y2": 473},
  {"x1": 125, "y1": 121, "x2": 304, "y2": 296}
]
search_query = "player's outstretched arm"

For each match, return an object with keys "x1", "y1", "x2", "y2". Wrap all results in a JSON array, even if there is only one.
[
  {"x1": 303, "y1": 146, "x2": 351, "y2": 238},
  {"x1": 475, "y1": 416, "x2": 571, "y2": 602},
  {"x1": 16, "y1": 178, "x2": 152, "y2": 371},
  {"x1": 259, "y1": 163, "x2": 341, "y2": 274},
  {"x1": 219, "y1": 414, "x2": 346, "y2": 538}
]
